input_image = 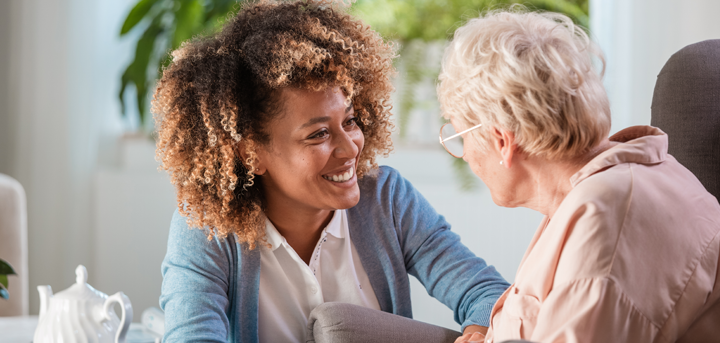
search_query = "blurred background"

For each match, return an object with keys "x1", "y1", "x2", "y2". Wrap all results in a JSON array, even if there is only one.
[{"x1": 0, "y1": 0, "x2": 718, "y2": 330}]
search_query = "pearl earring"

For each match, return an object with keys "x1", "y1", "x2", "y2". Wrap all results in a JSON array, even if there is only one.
[{"x1": 500, "y1": 160, "x2": 503, "y2": 165}]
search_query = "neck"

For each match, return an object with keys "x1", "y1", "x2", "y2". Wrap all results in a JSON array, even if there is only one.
[
  {"x1": 519, "y1": 139, "x2": 615, "y2": 218},
  {"x1": 264, "y1": 199, "x2": 334, "y2": 265}
]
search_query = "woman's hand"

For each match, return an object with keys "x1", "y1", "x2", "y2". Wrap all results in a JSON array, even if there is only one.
[{"x1": 455, "y1": 325, "x2": 487, "y2": 343}]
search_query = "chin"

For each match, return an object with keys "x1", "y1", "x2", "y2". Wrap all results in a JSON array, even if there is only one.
[
  {"x1": 331, "y1": 187, "x2": 361, "y2": 210},
  {"x1": 489, "y1": 191, "x2": 512, "y2": 208}
]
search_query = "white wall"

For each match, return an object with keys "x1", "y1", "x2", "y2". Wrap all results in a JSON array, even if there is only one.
[
  {"x1": 591, "y1": 0, "x2": 720, "y2": 133},
  {"x1": 0, "y1": 0, "x2": 135, "y2": 316},
  {"x1": 93, "y1": 138, "x2": 176, "y2": 317}
]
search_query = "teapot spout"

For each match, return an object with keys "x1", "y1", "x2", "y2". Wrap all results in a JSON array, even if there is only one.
[{"x1": 37, "y1": 285, "x2": 53, "y2": 321}]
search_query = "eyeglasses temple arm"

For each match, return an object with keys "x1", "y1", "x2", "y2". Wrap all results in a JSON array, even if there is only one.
[{"x1": 439, "y1": 123, "x2": 482, "y2": 143}]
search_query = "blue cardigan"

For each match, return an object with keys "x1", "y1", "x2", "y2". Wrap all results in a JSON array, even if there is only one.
[{"x1": 160, "y1": 166, "x2": 509, "y2": 343}]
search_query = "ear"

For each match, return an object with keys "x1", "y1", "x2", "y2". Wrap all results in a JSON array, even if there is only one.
[
  {"x1": 489, "y1": 127, "x2": 517, "y2": 168},
  {"x1": 235, "y1": 140, "x2": 267, "y2": 175}
]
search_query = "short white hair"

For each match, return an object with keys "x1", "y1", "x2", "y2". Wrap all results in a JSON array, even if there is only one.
[{"x1": 438, "y1": 7, "x2": 611, "y2": 160}]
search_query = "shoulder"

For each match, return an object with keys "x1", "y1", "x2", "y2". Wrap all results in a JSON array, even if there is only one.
[
  {"x1": 357, "y1": 165, "x2": 402, "y2": 192},
  {"x1": 569, "y1": 163, "x2": 634, "y2": 210},
  {"x1": 551, "y1": 165, "x2": 634, "y2": 281},
  {"x1": 355, "y1": 165, "x2": 403, "y2": 207},
  {"x1": 561, "y1": 163, "x2": 635, "y2": 234},
  {"x1": 168, "y1": 208, "x2": 214, "y2": 245},
  {"x1": 165, "y1": 208, "x2": 237, "y2": 262},
  {"x1": 355, "y1": 165, "x2": 430, "y2": 211}
]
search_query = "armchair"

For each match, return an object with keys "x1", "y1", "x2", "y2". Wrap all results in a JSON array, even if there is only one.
[
  {"x1": 651, "y1": 39, "x2": 720, "y2": 342},
  {"x1": 306, "y1": 302, "x2": 461, "y2": 343},
  {"x1": 0, "y1": 173, "x2": 29, "y2": 316}
]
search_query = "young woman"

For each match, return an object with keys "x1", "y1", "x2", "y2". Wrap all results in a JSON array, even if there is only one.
[{"x1": 153, "y1": 1, "x2": 509, "y2": 342}]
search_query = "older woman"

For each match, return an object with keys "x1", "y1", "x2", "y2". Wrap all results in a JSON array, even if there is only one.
[
  {"x1": 438, "y1": 9, "x2": 720, "y2": 343},
  {"x1": 154, "y1": 1, "x2": 509, "y2": 342}
]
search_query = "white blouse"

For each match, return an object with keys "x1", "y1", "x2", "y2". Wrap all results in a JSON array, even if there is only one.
[{"x1": 258, "y1": 210, "x2": 381, "y2": 343}]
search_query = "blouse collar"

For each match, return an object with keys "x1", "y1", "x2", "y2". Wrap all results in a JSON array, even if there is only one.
[
  {"x1": 264, "y1": 210, "x2": 345, "y2": 251},
  {"x1": 570, "y1": 125, "x2": 668, "y2": 187}
]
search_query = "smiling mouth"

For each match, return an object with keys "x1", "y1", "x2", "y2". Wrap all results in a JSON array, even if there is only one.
[{"x1": 322, "y1": 168, "x2": 354, "y2": 183}]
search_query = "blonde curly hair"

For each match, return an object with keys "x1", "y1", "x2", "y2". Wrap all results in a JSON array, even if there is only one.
[
  {"x1": 438, "y1": 8, "x2": 610, "y2": 160},
  {"x1": 153, "y1": 0, "x2": 396, "y2": 248}
]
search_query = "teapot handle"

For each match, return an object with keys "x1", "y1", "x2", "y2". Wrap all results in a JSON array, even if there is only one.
[{"x1": 102, "y1": 292, "x2": 133, "y2": 343}]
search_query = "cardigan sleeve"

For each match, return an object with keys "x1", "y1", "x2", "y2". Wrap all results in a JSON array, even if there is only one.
[
  {"x1": 160, "y1": 209, "x2": 234, "y2": 343},
  {"x1": 386, "y1": 167, "x2": 510, "y2": 329}
]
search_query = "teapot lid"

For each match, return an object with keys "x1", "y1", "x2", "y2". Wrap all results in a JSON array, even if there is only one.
[{"x1": 54, "y1": 265, "x2": 107, "y2": 301}]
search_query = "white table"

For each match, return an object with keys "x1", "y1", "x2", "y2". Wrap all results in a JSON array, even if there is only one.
[
  {"x1": 0, "y1": 316, "x2": 159, "y2": 343},
  {"x1": 0, "y1": 315, "x2": 37, "y2": 343}
]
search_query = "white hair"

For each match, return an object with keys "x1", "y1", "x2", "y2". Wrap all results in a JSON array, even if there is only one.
[{"x1": 438, "y1": 7, "x2": 611, "y2": 160}]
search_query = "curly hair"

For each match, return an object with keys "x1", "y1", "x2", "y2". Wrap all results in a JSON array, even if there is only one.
[{"x1": 153, "y1": 0, "x2": 396, "y2": 248}]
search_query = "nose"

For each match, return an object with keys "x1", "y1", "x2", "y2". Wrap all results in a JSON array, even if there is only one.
[{"x1": 332, "y1": 129, "x2": 360, "y2": 160}]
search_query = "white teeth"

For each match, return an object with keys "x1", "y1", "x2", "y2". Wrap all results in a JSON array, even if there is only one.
[{"x1": 324, "y1": 168, "x2": 354, "y2": 182}]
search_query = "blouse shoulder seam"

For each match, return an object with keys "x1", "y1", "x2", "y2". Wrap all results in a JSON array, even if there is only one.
[{"x1": 605, "y1": 163, "x2": 634, "y2": 275}]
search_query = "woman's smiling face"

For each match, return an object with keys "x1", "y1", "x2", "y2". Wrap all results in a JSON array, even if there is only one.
[{"x1": 255, "y1": 86, "x2": 364, "y2": 213}]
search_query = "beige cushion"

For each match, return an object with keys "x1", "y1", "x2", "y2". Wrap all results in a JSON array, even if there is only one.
[{"x1": 0, "y1": 173, "x2": 28, "y2": 316}]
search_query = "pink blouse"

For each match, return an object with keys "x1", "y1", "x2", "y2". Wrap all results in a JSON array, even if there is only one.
[{"x1": 485, "y1": 126, "x2": 720, "y2": 343}]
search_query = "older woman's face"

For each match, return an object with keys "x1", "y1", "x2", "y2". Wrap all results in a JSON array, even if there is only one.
[
  {"x1": 256, "y1": 87, "x2": 364, "y2": 213},
  {"x1": 451, "y1": 116, "x2": 519, "y2": 207}
]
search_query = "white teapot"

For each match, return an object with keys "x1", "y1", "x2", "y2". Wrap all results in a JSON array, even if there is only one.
[{"x1": 34, "y1": 265, "x2": 133, "y2": 343}]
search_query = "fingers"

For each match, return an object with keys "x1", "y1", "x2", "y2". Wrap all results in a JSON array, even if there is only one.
[
  {"x1": 467, "y1": 332, "x2": 485, "y2": 342},
  {"x1": 455, "y1": 332, "x2": 486, "y2": 343}
]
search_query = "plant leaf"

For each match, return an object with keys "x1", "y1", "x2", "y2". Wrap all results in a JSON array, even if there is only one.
[
  {"x1": 120, "y1": 0, "x2": 158, "y2": 36},
  {"x1": 0, "y1": 275, "x2": 8, "y2": 289},
  {"x1": 205, "y1": 0, "x2": 239, "y2": 22},
  {"x1": 0, "y1": 259, "x2": 16, "y2": 275},
  {"x1": 119, "y1": 14, "x2": 165, "y2": 124},
  {"x1": 121, "y1": 0, "x2": 162, "y2": 35},
  {"x1": 172, "y1": 0, "x2": 205, "y2": 49}
]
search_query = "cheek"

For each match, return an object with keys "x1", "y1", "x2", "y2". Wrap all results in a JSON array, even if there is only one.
[
  {"x1": 463, "y1": 145, "x2": 483, "y2": 169},
  {"x1": 354, "y1": 130, "x2": 365, "y2": 152},
  {"x1": 264, "y1": 146, "x2": 321, "y2": 178},
  {"x1": 466, "y1": 155, "x2": 485, "y2": 178}
]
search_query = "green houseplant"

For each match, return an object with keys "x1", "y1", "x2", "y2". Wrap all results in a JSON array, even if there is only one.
[
  {"x1": 119, "y1": 0, "x2": 587, "y2": 128},
  {"x1": 119, "y1": 0, "x2": 242, "y2": 128},
  {"x1": 351, "y1": 0, "x2": 588, "y2": 138},
  {"x1": 0, "y1": 258, "x2": 16, "y2": 300}
]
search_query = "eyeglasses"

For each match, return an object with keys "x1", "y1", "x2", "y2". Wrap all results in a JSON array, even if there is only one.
[{"x1": 438, "y1": 123, "x2": 482, "y2": 158}]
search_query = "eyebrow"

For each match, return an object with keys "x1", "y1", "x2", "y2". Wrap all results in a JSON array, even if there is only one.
[
  {"x1": 298, "y1": 103, "x2": 354, "y2": 130},
  {"x1": 299, "y1": 116, "x2": 331, "y2": 130}
]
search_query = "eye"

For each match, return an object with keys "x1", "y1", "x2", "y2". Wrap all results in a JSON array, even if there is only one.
[
  {"x1": 308, "y1": 129, "x2": 329, "y2": 140},
  {"x1": 344, "y1": 117, "x2": 359, "y2": 129}
]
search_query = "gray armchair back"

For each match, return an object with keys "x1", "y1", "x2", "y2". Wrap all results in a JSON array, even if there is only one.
[
  {"x1": 651, "y1": 39, "x2": 720, "y2": 200},
  {"x1": 306, "y1": 302, "x2": 461, "y2": 343},
  {"x1": 651, "y1": 39, "x2": 720, "y2": 343}
]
